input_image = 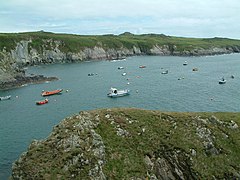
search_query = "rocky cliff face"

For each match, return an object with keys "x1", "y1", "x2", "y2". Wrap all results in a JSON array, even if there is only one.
[
  {"x1": 11, "y1": 108, "x2": 240, "y2": 179},
  {"x1": 6, "y1": 39, "x2": 142, "y2": 66},
  {"x1": 0, "y1": 50, "x2": 25, "y2": 84},
  {"x1": 4, "y1": 39, "x2": 240, "y2": 67}
]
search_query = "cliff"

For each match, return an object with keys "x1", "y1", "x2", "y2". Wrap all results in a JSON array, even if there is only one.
[
  {"x1": 1, "y1": 31, "x2": 240, "y2": 89},
  {"x1": 11, "y1": 108, "x2": 240, "y2": 179}
]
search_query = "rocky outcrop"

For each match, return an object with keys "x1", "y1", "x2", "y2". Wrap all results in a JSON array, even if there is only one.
[
  {"x1": 0, "y1": 49, "x2": 57, "y2": 90},
  {"x1": 0, "y1": 75, "x2": 58, "y2": 90},
  {"x1": 11, "y1": 109, "x2": 240, "y2": 179},
  {"x1": 150, "y1": 45, "x2": 172, "y2": 55},
  {"x1": 173, "y1": 47, "x2": 234, "y2": 56}
]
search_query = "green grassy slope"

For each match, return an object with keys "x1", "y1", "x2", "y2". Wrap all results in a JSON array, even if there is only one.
[
  {"x1": 1, "y1": 31, "x2": 240, "y2": 53},
  {"x1": 11, "y1": 108, "x2": 240, "y2": 179}
]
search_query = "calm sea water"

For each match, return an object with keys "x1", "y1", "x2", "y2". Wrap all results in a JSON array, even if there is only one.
[{"x1": 0, "y1": 54, "x2": 240, "y2": 179}]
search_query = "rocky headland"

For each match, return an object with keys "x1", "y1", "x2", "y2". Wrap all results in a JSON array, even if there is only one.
[
  {"x1": 11, "y1": 108, "x2": 240, "y2": 179},
  {"x1": 0, "y1": 47, "x2": 58, "y2": 90},
  {"x1": 1, "y1": 31, "x2": 240, "y2": 89}
]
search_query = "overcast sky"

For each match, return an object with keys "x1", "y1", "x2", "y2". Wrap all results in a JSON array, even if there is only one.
[{"x1": 0, "y1": 0, "x2": 239, "y2": 39}]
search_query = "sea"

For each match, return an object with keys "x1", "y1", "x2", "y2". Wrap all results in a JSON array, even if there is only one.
[{"x1": 0, "y1": 54, "x2": 240, "y2": 179}]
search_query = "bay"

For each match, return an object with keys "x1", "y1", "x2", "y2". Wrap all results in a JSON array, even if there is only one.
[{"x1": 0, "y1": 54, "x2": 240, "y2": 179}]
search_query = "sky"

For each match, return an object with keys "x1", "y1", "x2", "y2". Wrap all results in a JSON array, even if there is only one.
[{"x1": 0, "y1": 0, "x2": 240, "y2": 39}]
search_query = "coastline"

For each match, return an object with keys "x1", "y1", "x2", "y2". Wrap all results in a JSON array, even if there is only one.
[
  {"x1": 0, "y1": 52, "x2": 238, "y2": 90},
  {"x1": 0, "y1": 75, "x2": 58, "y2": 90}
]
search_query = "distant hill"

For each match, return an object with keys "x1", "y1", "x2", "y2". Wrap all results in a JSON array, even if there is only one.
[{"x1": 11, "y1": 108, "x2": 240, "y2": 179}]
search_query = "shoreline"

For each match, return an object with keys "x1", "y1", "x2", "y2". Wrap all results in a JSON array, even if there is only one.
[
  {"x1": 1, "y1": 52, "x2": 238, "y2": 90},
  {"x1": 0, "y1": 75, "x2": 58, "y2": 90}
]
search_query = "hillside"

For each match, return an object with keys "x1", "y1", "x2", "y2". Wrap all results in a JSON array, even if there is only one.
[
  {"x1": 11, "y1": 108, "x2": 240, "y2": 179},
  {"x1": 1, "y1": 31, "x2": 240, "y2": 89}
]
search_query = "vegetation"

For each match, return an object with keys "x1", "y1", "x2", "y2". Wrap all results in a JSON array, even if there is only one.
[
  {"x1": 11, "y1": 108, "x2": 240, "y2": 179},
  {"x1": 1, "y1": 31, "x2": 240, "y2": 53}
]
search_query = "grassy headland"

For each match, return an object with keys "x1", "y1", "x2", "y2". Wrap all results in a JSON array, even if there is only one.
[
  {"x1": 11, "y1": 108, "x2": 240, "y2": 179},
  {"x1": 1, "y1": 31, "x2": 240, "y2": 54}
]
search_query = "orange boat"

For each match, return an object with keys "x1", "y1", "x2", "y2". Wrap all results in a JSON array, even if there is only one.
[
  {"x1": 36, "y1": 99, "x2": 48, "y2": 105},
  {"x1": 41, "y1": 89, "x2": 63, "y2": 96}
]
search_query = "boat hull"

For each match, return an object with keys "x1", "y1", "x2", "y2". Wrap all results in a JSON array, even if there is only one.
[
  {"x1": 107, "y1": 90, "x2": 130, "y2": 98},
  {"x1": 36, "y1": 99, "x2": 48, "y2": 105},
  {"x1": 41, "y1": 89, "x2": 63, "y2": 96},
  {"x1": 0, "y1": 95, "x2": 11, "y2": 101},
  {"x1": 219, "y1": 81, "x2": 226, "y2": 84}
]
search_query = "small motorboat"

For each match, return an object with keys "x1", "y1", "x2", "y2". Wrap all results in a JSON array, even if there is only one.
[
  {"x1": 0, "y1": 95, "x2": 11, "y2": 101},
  {"x1": 36, "y1": 99, "x2": 48, "y2": 105},
  {"x1": 219, "y1": 77, "x2": 226, "y2": 84},
  {"x1": 41, "y1": 89, "x2": 63, "y2": 96},
  {"x1": 161, "y1": 70, "x2": 168, "y2": 74},
  {"x1": 192, "y1": 68, "x2": 198, "y2": 71},
  {"x1": 122, "y1": 72, "x2": 127, "y2": 76},
  {"x1": 118, "y1": 67, "x2": 124, "y2": 70},
  {"x1": 139, "y1": 65, "x2": 146, "y2": 68},
  {"x1": 230, "y1": 75, "x2": 234, "y2": 79},
  {"x1": 183, "y1": 61, "x2": 188, "y2": 66},
  {"x1": 107, "y1": 87, "x2": 130, "y2": 97}
]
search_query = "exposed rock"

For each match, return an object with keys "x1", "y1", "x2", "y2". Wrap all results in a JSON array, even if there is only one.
[
  {"x1": 152, "y1": 147, "x2": 197, "y2": 180},
  {"x1": 150, "y1": 45, "x2": 171, "y2": 55},
  {"x1": 0, "y1": 74, "x2": 58, "y2": 90},
  {"x1": 228, "y1": 120, "x2": 239, "y2": 129}
]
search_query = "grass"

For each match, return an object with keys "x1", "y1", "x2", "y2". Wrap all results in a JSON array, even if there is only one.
[
  {"x1": 1, "y1": 31, "x2": 240, "y2": 54},
  {"x1": 11, "y1": 108, "x2": 240, "y2": 179},
  {"x1": 94, "y1": 109, "x2": 240, "y2": 179}
]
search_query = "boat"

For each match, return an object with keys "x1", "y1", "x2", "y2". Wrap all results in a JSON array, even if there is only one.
[
  {"x1": 139, "y1": 65, "x2": 146, "y2": 68},
  {"x1": 107, "y1": 87, "x2": 130, "y2": 97},
  {"x1": 118, "y1": 67, "x2": 124, "y2": 70},
  {"x1": 41, "y1": 89, "x2": 63, "y2": 96},
  {"x1": 122, "y1": 72, "x2": 127, "y2": 76},
  {"x1": 161, "y1": 70, "x2": 168, "y2": 74},
  {"x1": 219, "y1": 77, "x2": 226, "y2": 84},
  {"x1": 36, "y1": 99, "x2": 48, "y2": 105},
  {"x1": 183, "y1": 61, "x2": 188, "y2": 66},
  {"x1": 192, "y1": 68, "x2": 198, "y2": 71},
  {"x1": 231, "y1": 75, "x2": 234, "y2": 79},
  {"x1": 0, "y1": 95, "x2": 11, "y2": 101}
]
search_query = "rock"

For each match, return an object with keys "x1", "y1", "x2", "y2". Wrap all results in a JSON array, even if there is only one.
[
  {"x1": 190, "y1": 149, "x2": 197, "y2": 156},
  {"x1": 228, "y1": 120, "x2": 239, "y2": 129}
]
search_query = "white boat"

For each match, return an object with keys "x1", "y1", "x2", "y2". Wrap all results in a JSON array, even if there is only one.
[
  {"x1": 161, "y1": 70, "x2": 168, "y2": 74},
  {"x1": 183, "y1": 61, "x2": 188, "y2": 65},
  {"x1": 122, "y1": 72, "x2": 127, "y2": 76},
  {"x1": 107, "y1": 87, "x2": 130, "y2": 97},
  {"x1": 118, "y1": 67, "x2": 124, "y2": 70},
  {"x1": 219, "y1": 77, "x2": 226, "y2": 84},
  {"x1": 0, "y1": 95, "x2": 11, "y2": 101}
]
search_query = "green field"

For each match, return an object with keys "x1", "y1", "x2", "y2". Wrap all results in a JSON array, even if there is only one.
[{"x1": 1, "y1": 31, "x2": 240, "y2": 53}]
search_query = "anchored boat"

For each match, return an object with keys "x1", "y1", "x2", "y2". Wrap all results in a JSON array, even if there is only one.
[
  {"x1": 0, "y1": 95, "x2": 11, "y2": 101},
  {"x1": 41, "y1": 89, "x2": 63, "y2": 96},
  {"x1": 36, "y1": 99, "x2": 48, "y2": 105},
  {"x1": 219, "y1": 77, "x2": 226, "y2": 84},
  {"x1": 107, "y1": 87, "x2": 130, "y2": 97},
  {"x1": 161, "y1": 70, "x2": 168, "y2": 74}
]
